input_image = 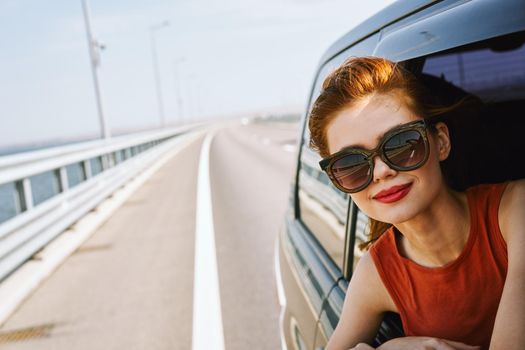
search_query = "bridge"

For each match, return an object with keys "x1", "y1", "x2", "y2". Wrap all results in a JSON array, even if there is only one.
[{"x1": 0, "y1": 117, "x2": 298, "y2": 349}]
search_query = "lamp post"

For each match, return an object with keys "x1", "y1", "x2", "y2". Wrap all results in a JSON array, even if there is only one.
[
  {"x1": 173, "y1": 57, "x2": 186, "y2": 124},
  {"x1": 149, "y1": 20, "x2": 170, "y2": 128},
  {"x1": 186, "y1": 74, "x2": 196, "y2": 121},
  {"x1": 81, "y1": 0, "x2": 109, "y2": 139}
]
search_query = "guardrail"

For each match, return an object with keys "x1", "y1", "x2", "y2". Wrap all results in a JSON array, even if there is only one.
[{"x1": 0, "y1": 124, "x2": 204, "y2": 282}]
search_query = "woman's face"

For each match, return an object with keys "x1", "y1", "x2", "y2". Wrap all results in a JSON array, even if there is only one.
[{"x1": 325, "y1": 93, "x2": 450, "y2": 225}]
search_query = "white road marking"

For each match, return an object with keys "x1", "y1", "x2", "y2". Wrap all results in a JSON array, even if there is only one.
[{"x1": 192, "y1": 131, "x2": 225, "y2": 350}]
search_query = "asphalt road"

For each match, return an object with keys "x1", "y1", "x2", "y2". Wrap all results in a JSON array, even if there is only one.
[{"x1": 0, "y1": 120, "x2": 298, "y2": 350}]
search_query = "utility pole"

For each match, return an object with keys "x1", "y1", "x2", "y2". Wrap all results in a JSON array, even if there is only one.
[
  {"x1": 81, "y1": 0, "x2": 109, "y2": 139},
  {"x1": 150, "y1": 21, "x2": 170, "y2": 127}
]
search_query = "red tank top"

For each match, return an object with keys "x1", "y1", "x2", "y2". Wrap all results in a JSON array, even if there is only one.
[{"x1": 369, "y1": 182, "x2": 509, "y2": 350}]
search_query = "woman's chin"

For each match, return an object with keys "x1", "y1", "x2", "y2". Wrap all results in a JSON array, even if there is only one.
[{"x1": 369, "y1": 206, "x2": 419, "y2": 225}]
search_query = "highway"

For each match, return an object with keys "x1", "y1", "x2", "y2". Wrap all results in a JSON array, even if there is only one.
[{"x1": 0, "y1": 119, "x2": 299, "y2": 350}]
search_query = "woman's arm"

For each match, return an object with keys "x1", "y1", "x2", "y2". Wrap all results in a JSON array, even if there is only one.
[
  {"x1": 375, "y1": 336, "x2": 480, "y2": 349},
  {"x1": 328, "y1": 258, "x2": 478, "y2": 350},
  {"x1": 326, "y1": 252, "x2": 392, "y2": 350},
  {"x1": 490, "y1": 179, "x2": 525, "y2": 349}
]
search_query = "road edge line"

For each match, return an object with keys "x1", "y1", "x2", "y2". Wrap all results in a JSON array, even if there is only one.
[{"x1": 192, "y1": 130, "x2": 225, "y2": 350}]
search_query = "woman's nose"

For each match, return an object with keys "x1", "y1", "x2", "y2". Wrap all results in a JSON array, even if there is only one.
[{"x1": 372, "y1": 156, "x2": 397, "y2": 183}]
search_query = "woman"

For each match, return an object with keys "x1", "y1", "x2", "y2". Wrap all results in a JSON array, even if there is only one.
[{"x1": 308, "y1": 57, "x2": 524, "y2": 350}]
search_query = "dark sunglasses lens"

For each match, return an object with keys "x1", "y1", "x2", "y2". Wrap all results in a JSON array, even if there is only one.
[
  {"x1": 384, "y1": 130, "x2": 426, "y2": 168},
  {"x1": 330, "y1": 154, "x2": 371, "y2": 191}
]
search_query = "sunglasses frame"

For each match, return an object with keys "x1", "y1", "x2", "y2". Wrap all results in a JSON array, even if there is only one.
[{"x1": 319, "y1": 119, "x2": 432, "y2": 193}]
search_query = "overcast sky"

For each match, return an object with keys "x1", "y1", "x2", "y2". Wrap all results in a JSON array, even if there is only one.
[{"x1": 0, "y1": 0, "x2": 395, "y2": 148}]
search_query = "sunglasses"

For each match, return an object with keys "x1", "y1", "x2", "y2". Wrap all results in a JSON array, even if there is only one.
[{"x1": 319, "y1": 119, "x2": 431, "y2": 193}]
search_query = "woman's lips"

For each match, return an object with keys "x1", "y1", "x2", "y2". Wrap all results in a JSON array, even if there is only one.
[{"x1": 373, "y1": 183, "x2": 413, "y2": 203}]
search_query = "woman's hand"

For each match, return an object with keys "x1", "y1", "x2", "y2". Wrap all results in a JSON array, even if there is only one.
[
  {"x1": 375, "y1": 336, "x2": 480, "y2": 350},
  {"x1": 349, "y1": 343, "x2": 375, "y2": 350},
  {"x1": 347, "y1": 337, "x2": 480, "y2": 350}
]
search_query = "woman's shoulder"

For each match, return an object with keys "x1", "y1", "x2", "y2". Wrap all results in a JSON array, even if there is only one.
[
  {"x1": 498, "y1": 179, "x2": 525, "y2": 244},
  {"x1": 352, "y1": 250, "x2": 398, "y2": 313},
  {"x1": 499, "y1": 179, "x2": 524, "y2": 213},
  {"x1": 464, "y1": 181, "x2": 511, "y2": 222},
  {"x1": 500, "y1": 179, "x2": 525, "y2": 206}
]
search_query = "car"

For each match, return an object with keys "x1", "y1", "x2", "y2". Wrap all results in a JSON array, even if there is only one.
[{"x1": 275, "y1": 1, "x2": 525, "y2": 349}]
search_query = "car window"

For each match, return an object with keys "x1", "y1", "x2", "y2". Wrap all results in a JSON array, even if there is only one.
[
  {"x1": 349, "y1": 32, "x2": 525, "y2": 272},
  {"x1": 423, "y1": 38, "x2": 525, "y2": 102},
  {"x1": 298, "y1": 142, "x2": 348, "y2": 270},
  {"x1": 424, "y1": 32, "x2": 525, "y2": 189}
]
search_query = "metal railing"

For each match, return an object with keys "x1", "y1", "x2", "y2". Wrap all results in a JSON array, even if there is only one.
[{"x1": 0, "y1": 124, "x2": 203, "y2": 282}]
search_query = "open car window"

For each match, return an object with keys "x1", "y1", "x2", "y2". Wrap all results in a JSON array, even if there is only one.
[{"x1": 351, "y1": 31, "x2": 525, "y2": 272}]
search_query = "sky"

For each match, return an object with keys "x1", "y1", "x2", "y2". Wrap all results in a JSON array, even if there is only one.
[{"x1": 0, "y1": 0, "x2": 395, "y2": 148}]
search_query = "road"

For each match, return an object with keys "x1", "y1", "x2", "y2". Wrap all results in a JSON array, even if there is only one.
[{"x1": 0, "y1": 120, "x2": 299, "y2": 350}]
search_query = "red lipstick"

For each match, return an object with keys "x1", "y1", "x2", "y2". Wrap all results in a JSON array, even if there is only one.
[{"x1": 373, "y1": 183, "x2": 413, "y2": 203}]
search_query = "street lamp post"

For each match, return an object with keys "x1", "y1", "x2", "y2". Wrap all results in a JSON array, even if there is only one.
[
  {"x1": 149, "y1": 21, "x2": 170, "y2": 128},
  {"x1": 173, "y1": 57, "x2": 186, "y2": 124},
  {"x1": 186, "y1": 74, "x2": 196, "y2": 121},
  {"x1": 81, "y1": 0, "x2": 109, "y2": 139}
]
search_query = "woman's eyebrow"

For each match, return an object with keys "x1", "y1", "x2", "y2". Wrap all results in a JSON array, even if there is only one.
[{"x1": 337, "y1": 122, "x2": 405, "y2": 152}]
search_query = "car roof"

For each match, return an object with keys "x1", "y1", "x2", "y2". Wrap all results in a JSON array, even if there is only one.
[{"x1": 319, "y1": 0, "x2": 449, "y2": 64}]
